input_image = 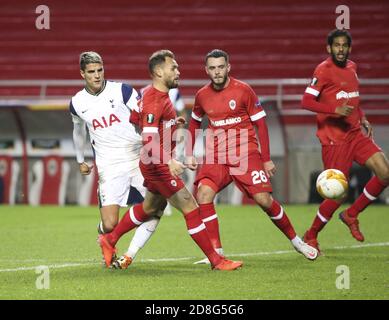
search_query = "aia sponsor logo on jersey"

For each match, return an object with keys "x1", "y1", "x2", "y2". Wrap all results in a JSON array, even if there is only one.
[
  {"x1": 229, "y1": 99, "x2": 236, "y2": 110},
  {"x1": 92, "y1": 114, "x2": 121, "y2": 130},
  {"x1": 336, "y1": 90, "x2": 359, "y2": 100}
]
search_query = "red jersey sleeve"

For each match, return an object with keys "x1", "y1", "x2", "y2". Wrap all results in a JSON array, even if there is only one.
[
  {"x1": 141, "y1": 102, "x2": 161, "y2": 134},
  {"x1": 244, "y1": 85, "x2": 271, "y2": 162},
  {"x1": 246, "y1": 85, "x2": 266, "y2": 122},
  {"x1": 302, "y1": 64, "x2": 337, "y2": 114},
  {"x1": 191, "y1": 93, "x2": 206, "y2": 123},
  {"x1": 141, "y1": 98, "x2": 171, "y2": 163},
  {"x1": 186, "y1": 93, "x2": 205, "y2": 156}
]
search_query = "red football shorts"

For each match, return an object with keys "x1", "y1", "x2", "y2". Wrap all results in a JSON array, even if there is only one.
[
  {"x1": 140, "y1": 163, "x2": 185, "y2": 198},
  {"x1": 194, "y1": 151, "x2": 273, "y2": 198},
  {"x1": 322, "y1": 131, "x2": 382, "y2": 178}
]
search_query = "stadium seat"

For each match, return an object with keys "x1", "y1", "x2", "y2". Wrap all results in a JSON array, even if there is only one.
[
  {"x1": 29, "y1": 155, "x2": 70, "y2": 206},
  {"x1": 0, "y1": 155, "x2": 20, "y2": 205}
]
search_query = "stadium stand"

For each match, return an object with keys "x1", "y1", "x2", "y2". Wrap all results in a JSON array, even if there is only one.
[
  {"x1": 77, "y1": 164, "x2": 99, "y2": 206},
  {"x1": 0, "y1": 0, "x2": 388, "y2": 204},
  {"x1": 29, "y1": 155, "x2": 70, "y2": 206},
  {"x1": 1, "y1": 1, "x2": 389, "y2": 80},
  {"x1": 0, "y1": 155, "x2": 19, "y2": 205}
]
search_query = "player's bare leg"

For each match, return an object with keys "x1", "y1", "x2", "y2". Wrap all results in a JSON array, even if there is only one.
[
  {"x1": 340, "y1": 152, "x2": 389, "y2": 241},
  {"x1": 253, "y1": 192, "x2": 318, "y2": 260},
  {"x1": 194, "y1": 183, "x2": 224, "y2": 264},
  {"x1": 168, "y1": 187, "x2": 242, "y2": 270},
  {"x1": 96, "y1": 205, "x2": 120, "y2": 265},
  {"x1": 99, "y1": 205, "x2": 120, "y2": 232}
]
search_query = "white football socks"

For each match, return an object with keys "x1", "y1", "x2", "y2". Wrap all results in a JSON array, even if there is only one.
[{"x1": 125, "y1": 215, "x2": 161, "y2": 259}]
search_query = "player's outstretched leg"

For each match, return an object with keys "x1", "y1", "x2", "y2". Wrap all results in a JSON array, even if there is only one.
[
  {"x1": 339, "y1": 175, "x2": 388, "y2": 241},
  {"x1": 193, "y1": 183, "x2": 224, "y2": 265},
  {"x1": 111, "y1": 215, "x2": 162, "y2": 269},
  {"x1": 303, "y1": 199, "x2": 341, "y2": 254},
  {"x1": 254, "y1": 193, "x2": 318, "y2": 260},
  {"x1": 98, "y1": 203, "x2": 155, "y2": 267},
  {"x1": 169, "y1": 187, "x2": 242, "y2": 271},
  {"x1": 339, "y1": 210, "x2": 364, "y2": 242}
]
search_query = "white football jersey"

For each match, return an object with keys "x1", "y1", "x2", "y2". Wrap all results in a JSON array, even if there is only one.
[{"x1": 70, "y1": 81, "x2": 142, "y2": 171}]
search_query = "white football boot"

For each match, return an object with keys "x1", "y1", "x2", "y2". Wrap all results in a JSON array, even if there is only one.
[{"x1": 292, "y1": 238, "x2": 318, "y2": 261}]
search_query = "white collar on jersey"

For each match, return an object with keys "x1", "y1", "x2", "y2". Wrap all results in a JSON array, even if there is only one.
[{"x1": 85, "y1": 80, "x2": 107, "y2": 96}]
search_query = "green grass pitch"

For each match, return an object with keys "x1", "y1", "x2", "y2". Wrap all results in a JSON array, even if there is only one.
[{"x1": 0, "y1": 204, "x2": 388, "y2": 300}]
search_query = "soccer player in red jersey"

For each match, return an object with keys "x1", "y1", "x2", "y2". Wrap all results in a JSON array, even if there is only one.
[
  {"x1": 186, "y1": 49, "x2": 318, "y2": 263},
  {"x1": 301, "y1": 29, "x2": 389, "y2": 253},
  {"x1": 100, "y1": 49, "x2": 242, "y2": 271}
]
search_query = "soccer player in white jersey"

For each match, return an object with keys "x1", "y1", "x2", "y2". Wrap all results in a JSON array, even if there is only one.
[{"x1": 70, "y1": 51, "x2": 162, "y2": 268}]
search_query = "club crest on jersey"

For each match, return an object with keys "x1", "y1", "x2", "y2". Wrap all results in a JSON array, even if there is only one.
[
  {"x1": 310, "y1": 77, "x2": 318, "y2": 86},
  {"x1": 147, "y1": 114, "x2": 154, "y2": 124},
  {"x1": 109, "y1": 99, "x2": 114, "y2": 108},
  {"x1": 229, "y1": 100, "x2": 236, "y2": 110},
  {"x1": 171, "y1": 180, "x2": 177, "y2": 187}
]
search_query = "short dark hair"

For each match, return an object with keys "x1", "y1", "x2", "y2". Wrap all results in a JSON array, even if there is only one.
[
  {"x1": 205, "y1": 49, "x2": 229, "y2": 64},
  {"x1": 327, "y1": 29, "x2": 352, "y2": 46},
  {"x1": 148, "y1": 49, "x2": 175, "y2": 75}
]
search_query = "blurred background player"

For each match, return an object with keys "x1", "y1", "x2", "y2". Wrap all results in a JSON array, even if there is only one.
[
  {"x1": 301, "y1": 29, "x2": 389, "y2": 253},
  {"x1": 70, "y1": 51, "x2": 162, "y2": 267},
  {"x1": 186, "y1": 49, "x2": 318, "y2": 264},
  {"x1": 100, "y1": 49, "x2": 242, "y2": 271}
]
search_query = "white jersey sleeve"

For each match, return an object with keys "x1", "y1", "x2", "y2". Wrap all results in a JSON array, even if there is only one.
[
  {"x1": 122, "y1": 83, "x2": 140, "y2": 113},
  {"x1": 70, "y1": 100, "x2": 87, "y2": 164}
]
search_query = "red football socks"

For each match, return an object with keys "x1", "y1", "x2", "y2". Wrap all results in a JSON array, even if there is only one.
[
  {"x1": 199, "y1": 203, "x2": 222, "y2": 250},
  {"x1": 107, "y1": 204, "x2": 149, "y2": 246},
  {"x1": 347, "y1": 176, "x2": 388, "y2": 218},
  {"x1": 264, "y1": 200, "x2": 296, "y2": 240},
  {"x1": 184, "y1": 208, "x2": 222, "y2": 266},
  {"x1": 306, "y1": 199, "x2": 341, "y2": 239}
]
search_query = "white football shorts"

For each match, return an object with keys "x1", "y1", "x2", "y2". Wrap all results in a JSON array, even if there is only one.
[{"x1": 97, "y1": 166, "x2": 146, "y2": 207}]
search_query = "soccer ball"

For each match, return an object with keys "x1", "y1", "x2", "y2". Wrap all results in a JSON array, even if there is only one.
[{"x1": 316, "y1": 169, "x2": 348, "y2": 200}]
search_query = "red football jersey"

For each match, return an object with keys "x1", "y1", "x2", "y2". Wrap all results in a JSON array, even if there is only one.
[
  {"x1": 305, "y1": 57, "x2": 361, "y2": 145},
  {"x1": 192, "y1": 77, "x2": 266, "y2": 163},
  {"x1": 139, "y1": 85, "x2": 177, "y2": 164}
]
